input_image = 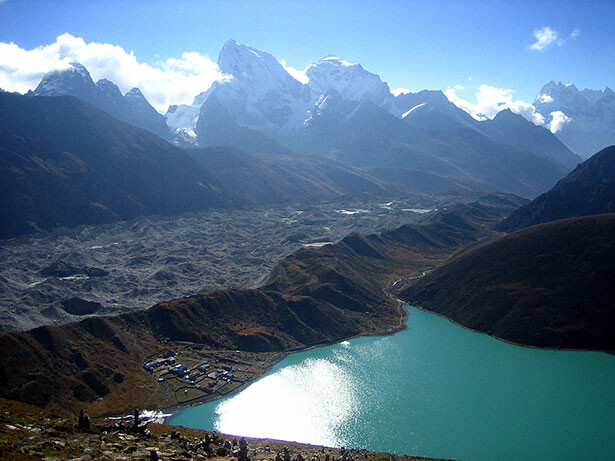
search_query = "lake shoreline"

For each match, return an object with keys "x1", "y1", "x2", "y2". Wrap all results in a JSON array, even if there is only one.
[
  {"x1": 409, "y1": 303, "x2": 615, "y2": 356},
  {"x1": 169, "y1": 304, "x2": 615, "y2": 461},
  {"x1": 160, "y1": 296, "x2": 410, "y2": 417}
]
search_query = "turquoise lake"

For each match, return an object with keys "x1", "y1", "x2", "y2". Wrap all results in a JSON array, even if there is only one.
[{"x1": 169, "y1": 306, "x2": 615, "y2": 460}]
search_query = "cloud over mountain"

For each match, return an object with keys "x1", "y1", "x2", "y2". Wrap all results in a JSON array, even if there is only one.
[
  {"x1": 445, "y1": 84, "x2": 545, "y2": 125},
  {"x1": 0, "y1": 33, "x2": 227, "y2": 112}
]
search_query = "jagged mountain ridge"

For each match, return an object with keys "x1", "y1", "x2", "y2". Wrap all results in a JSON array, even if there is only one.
[
  {"x1": 163, "y1": 40, "x2": 578, "y2": 200},
  {"x1": 534, "y1": 81, "x2": 615, "y2": 158},
  {"x1": 29, "y1": 63, "x2": 170, "y2": 139},
  {"x1": 21, "y1": 42, "x2": 585, "y2": 201}
]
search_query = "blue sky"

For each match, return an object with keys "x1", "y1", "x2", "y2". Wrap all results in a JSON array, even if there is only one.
[{"x1": 1, "y1": 0, "x2": 613, "y2": 114}]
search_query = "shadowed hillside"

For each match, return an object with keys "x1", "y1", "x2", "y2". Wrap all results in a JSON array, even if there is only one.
[
  {"x1": 186, "y1": 146, "x2": 399, "y2": 205},
  {"x1": 499, "y1": 145, "x2": 615, "y2": 232},
  {"x1": 402, "y1": 214, "x2": 615, "y2": 352},
  {"x1": 0, "y1": 93, "x2": 229, "y2": 239}
]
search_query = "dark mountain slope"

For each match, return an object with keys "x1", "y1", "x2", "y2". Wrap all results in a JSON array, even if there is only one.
[
  {"x1": 195, "y1": 94, "x2": 290, "y2": 155},
  {"x1": 398, "y1": 90, "x2": 480, "y2": 134},
  {"x1": 398, "y1": 93, "x2": 581, "y2": 172},
  {"x1": 378, "y1": 127, "x2": 568, "y2": 198},
  {"x1": 366, "y1": 165, "x2": 475, "y2": 194},
  {"x1": 478, "y1": 109, "x2": 582, "y2": 170},
  {"x1": 499, "y1": 145, "x2": 615, "y2": 232},
  {"x1": 402, "y1": 214, "x2": 615, "y2": 352},
  {"x1": 0, "y1": 93, "x2": 229, "y2": 239},
  {"x1": 186, "y1": 146, "x2": 398, "y2": 205},
  {"x1": 264, "y1": 100, "x2": 423, "y2": 161},
  {"x1": 265, "y1": 100, "x2": 567, "y2": 198}
]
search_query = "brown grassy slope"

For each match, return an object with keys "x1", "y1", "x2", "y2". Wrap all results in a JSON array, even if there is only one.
[
  {"x1": 401, "y1": 214, "x2": 615, "y2": 352},
  {"x1": 0, "y1": 196, "x2": 518, "y2": 417}
]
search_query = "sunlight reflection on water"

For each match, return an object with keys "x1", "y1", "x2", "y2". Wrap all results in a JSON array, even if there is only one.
[
  {"x1": 214, "y1": 358, "x2": 358, "y2": 446},
  {"x1": 170, "y1": 307, "x2": 615, "y2": 461}
]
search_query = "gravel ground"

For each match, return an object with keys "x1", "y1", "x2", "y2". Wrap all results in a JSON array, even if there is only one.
[{"x1": 0, "y1": 194, "x2": 472, "y2": 331}]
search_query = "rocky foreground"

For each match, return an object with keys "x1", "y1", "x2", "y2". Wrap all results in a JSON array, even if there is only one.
[{"x1": 0, "y1": 398, "x2": 443, "y2": 461}]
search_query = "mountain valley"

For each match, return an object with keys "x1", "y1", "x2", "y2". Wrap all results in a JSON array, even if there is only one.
[{"x1": 1, "y1": 16, "x2": 615, "y2": 460}]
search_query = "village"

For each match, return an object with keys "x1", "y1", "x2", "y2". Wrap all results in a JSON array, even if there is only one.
[{"x1": 142, "y1": 344, "x2": 284, "y2": 407}]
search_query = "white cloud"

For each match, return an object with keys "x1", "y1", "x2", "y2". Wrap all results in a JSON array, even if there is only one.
[
  {"x1": 279, "y1": 59, "x2": 309, "y2": 84},
  {"x1": 445, "y1": 84, "x2": 545, "y2": 125},
  {"x1": 548, "y1": 110, "x2": 572, "y2": 133},
  {"x1": 571, "y1": 28, "x2": 581, "y2": 39},
  {"x1": 528, "y1": 26, "x2": 561, "y2": 52},
  {"x1": 391, "y1": 87, "x2": 411, "y2": 96},
  {"x1": 0, "y1": 33, "x2": 228, "y2": 112},
  {"x1": 537, "y1": 93, "x2": 554, "y2": 103}
]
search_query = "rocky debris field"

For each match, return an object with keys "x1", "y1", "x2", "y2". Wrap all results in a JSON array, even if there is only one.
[
  {"x1": 0, "y1": 194, "x2": 468, "y2": 332},
  {"x1": 0, "y1": 399, "x2": 443, "y2": 461}
]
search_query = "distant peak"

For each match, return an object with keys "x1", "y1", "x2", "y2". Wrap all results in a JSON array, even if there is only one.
[
  {"x1": 67, "y1": 62, "x2": 88, "y2": 72},
  {"x1": 219, "y1": 38, "x2": 259, "y2": 56},
  {"x1": 218, "y1": 40, "x2": 265, "y2": 68},
  {"x1": 31, "y1": 62, "x2": 96, "y2": 97},
  {"x1": 539, "y1": 80, "x2": 561, "y2": 94},
  {"x1": 126, "y1": 87, "x2": 144, "y2": 97},
  {"x1": 493, "y1": 108, "x2": 523, "y2": 122},
  {"x1": 315, "y1": 55, "x2": 355, "y2": 67},
  {"x1": 216, "y1": 39, "x2": 294, "y2": 85},
  {"x1": 96, "y1": 78, "x2": 120, "y2": 90},
  {"x1": 64, "y1": 62, "x2": 93, "y2": 79},
  {"x1": 96, "y1": 78, "x2": 122, "y2": 98}
]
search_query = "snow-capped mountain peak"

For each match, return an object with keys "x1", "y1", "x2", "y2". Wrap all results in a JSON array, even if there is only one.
[
  {"x1": 534, "y1": 81, "x2": 615, "y2": 158},
  {"x1": 65, "y1": 62, "x2": 91, "y2": 80},
  {"x1": 29, "y1": 62, "x2": 169, "y2": 138},
  {"x1": 305, "y1": 54, "x2": 393, "y2": 107},
  {"x1": 168, "y1": 40, "x2": 314, "y2": 132},
  {"x1": 96, "y1": 78, "x2": 123, "y2": 100},
  {"x1": 217, "y1": 39, "x2": 292, "y2": 83},
  {"x1": 31, "y1": 62, "x2": 97, "y2": 97},
  {"x1": 125, "y1": 87, "x2": 146, "y2": 100}
]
